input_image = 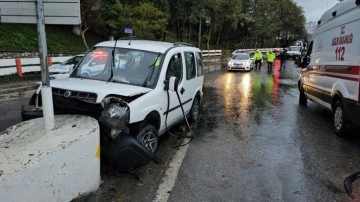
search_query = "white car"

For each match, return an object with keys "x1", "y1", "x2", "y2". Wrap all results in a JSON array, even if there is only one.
[
  {"x1": 22, "y1": 40, "x2": 204, "y2": 153},
  {"x1": 228, "y1": 53, "x2": 254, "y2": 71},
  {"x1": 286, "y1": 46, "x2": 302, "y2": 59},
  {"x1": 49, "y1": 54, "x2": 84, "y2": 79}
]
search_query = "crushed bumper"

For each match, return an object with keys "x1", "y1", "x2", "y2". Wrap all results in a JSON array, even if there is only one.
[{"x1": 21, "y1": 106, "x2": 44, "y2": 121}]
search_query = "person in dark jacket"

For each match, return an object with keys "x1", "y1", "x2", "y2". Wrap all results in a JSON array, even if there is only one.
[{"x1": 279, "y1": 48, "x2": 287, "y2": 71}]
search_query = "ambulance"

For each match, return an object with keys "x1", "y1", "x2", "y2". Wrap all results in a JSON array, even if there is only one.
[{"x1": 297, "y1": 0, "x2": 360, "y2": 136}]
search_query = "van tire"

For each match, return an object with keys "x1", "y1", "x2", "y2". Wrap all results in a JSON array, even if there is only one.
[
  {"x1": 134, "y1": 123, "x2": 158, "y2": 153},
  {"x1": 333, "y1": 101, "x2": 348, "y2": 136},
  {"x1": 299, "y1": 84, "x2": 307, "y2": 106},
  {"x1": 188, "y1": 97, "x2": 200, "y2": 123}
]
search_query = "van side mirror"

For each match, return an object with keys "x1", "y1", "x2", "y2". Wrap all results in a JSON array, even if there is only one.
[
  {"x1": 300, "y1": 56, "x2": 311, "y2": 68},
  {"x1": 168, "y1": 76, "x2": 179, "y2": 92},
  {"x1": 164, "y1": 76, "x2": 179, "y2": 91},
  {"x1": 295, "y1": 55, "x2": 311, "y2": 68},
  {"x1": 295, "y1": 56, "x2": 302, "y2": 68}
]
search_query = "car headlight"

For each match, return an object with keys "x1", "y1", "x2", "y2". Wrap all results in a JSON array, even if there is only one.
[
  {"x1": 99, "y1": 102, "x2": 129, "y2": 130},
  {"x1": 228, "y1": 60, "x2": 233, "y2": 66}
]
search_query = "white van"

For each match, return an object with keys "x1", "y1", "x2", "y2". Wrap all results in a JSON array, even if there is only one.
[
  {"x1": 22, "y1": 40, "x2": 204, "y2": 152},
  {"x1": 297, "y1": 0, "x2": 360, "y2": 136}
]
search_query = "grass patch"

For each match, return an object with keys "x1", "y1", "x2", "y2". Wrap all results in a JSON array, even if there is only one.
[
  {"x1": 0, "y1": 72, "x2": 41, "y2": 84},
  {"x1": 0, "y1": 24, "x2": 105, "y2": 53}
]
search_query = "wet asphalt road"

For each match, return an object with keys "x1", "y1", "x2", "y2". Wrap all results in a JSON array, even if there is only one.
[
  {"x1": 0, "y1": 91, "x2": 33, "y2": 132},
  {"x1": 168, "y1": 61, "x2": 360, "y2": 202},
  {"x1": 1, "y1": 61, "x2": 360, "y2": 201}
]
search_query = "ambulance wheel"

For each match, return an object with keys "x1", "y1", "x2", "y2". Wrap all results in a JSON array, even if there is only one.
[
  {"x1": 299, "y1": 84, "x2": 307, "y2": 106},
  {"x1": 333, "y1": 100, "x2": 348, "y2": 136},
  {"x1": 134, "y1": 123, "x2": 158, "y2": 153},
  {"x1": 189, "y1": 97, "x2": 200, "y2": 123}
]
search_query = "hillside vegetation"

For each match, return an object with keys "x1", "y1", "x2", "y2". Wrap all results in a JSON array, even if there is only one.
[{"x1": 0, "y1": 24, "x2": 105, "y2": 54}]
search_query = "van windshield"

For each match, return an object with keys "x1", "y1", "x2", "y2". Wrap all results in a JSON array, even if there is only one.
[{"x1": 71, "y1": 47, "x2": 163, "y2": 88}]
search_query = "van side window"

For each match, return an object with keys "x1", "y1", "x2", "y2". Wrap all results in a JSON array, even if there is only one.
[
  {"x1": 185, "y1": 52, "x2": 196, "y2": 80},
  {"x1": 195, "y1": 52, "x2": 203, "y2": 76},
  {"x1": 166, "y1": 53, "x2": 183, "y2": 83}
]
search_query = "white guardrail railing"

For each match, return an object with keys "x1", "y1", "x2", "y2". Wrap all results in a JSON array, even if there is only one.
[
  {"x1": 0, "y1": 57, "x2": 71, "y2": 76},
  {"x1": 0, "y1": 50, "x2": 222, "y2": 76}
]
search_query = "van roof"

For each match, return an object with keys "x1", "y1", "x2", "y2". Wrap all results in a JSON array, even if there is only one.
[
  {"x1": 94, "y1": 40, "x2": 198, "y2": 53},
  {"x1": 318, "y1": 0, "x2": 359, "y2": 26}
]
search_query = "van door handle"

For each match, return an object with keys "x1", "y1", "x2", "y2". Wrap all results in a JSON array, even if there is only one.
[{"x1": 180, "y1": 87, "x2": 185, "y2": 94}]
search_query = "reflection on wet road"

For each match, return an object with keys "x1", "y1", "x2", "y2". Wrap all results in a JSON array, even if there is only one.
[{"x1": 169, "y1": 62, "x2": 360, "y2": 202}]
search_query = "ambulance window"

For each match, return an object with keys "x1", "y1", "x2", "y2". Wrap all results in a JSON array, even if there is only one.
[
  {"x1": 306, "y1": 41, "x2": 313, "y2": 56},
  {"x1": 303, "y1": 41, "x2": 313, "y2": 67}
]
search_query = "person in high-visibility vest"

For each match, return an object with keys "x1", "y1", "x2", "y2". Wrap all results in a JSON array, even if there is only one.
[
  {"x1": 266, "y1": 49, "x2": 276, "y2": 72},
  {"x1": 253, "y1": 50, "x2": 263, "y2": 70}
]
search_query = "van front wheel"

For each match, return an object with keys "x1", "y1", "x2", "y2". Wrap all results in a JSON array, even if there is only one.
[
  {"x1": 135, "y1": 124, "x2": 158, "y2": 153},
  {"x1": 333, "y1": 101, "x2": 348, "y2": 136}
]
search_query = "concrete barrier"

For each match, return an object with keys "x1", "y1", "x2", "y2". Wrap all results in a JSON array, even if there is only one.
[
  {"x1": 203, "y1": 64, "x2": 222, "y2": 73},
  {"x1": 0, "y1": 114, "x2": 101, "y2": 202}
]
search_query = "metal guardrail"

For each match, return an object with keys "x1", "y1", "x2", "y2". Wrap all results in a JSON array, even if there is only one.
[
  {"x1": 0, "y1": 50, "x2": 223, "y2": 76},
  {"x1": 0, "y1": 56, "x2": 71, "y2": 76},
  {"x1": 233, "y1": 48, "x2": 282, "y2": 54}
]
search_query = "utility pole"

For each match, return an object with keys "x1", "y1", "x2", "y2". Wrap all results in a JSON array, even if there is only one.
[{"x1": 36, "y1": 0, "x2": 55, "y2": 131}]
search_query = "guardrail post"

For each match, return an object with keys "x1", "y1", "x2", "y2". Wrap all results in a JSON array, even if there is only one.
[
  {"x1": 47, "y1": 56, "x2": 52, "y2": 67},
  {"x1": 15, "y1": 58, "x2": 23, "y2": 77}
]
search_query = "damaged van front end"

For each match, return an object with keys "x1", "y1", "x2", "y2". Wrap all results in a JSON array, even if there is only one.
[{"x1": 21, "y1": 81, "x2": 160, "y2": 173}]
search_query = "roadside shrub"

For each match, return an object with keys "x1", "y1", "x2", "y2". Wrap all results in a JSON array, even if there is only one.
[{"x1": 221, "y1": 49, "x2": 232, "y2": 63}]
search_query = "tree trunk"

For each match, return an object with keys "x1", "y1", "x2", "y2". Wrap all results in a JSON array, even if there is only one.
[
  {"x1": 188, "y1": 21, "x2": 191, "y2": 42},
  {"x1": 180, "y1": 12, "x2": 187, "y2": 42},
  {"x1": 216, "y1": 20, "x2": 224, "y2": 46},
  {"x1": 198, "y1": 18, "x2": 202, "y2": 49},
  {"x1": 177, "y1": 19, "x2": 181, "y2": 41},
  {"x1": 206, "y1": 22, "x2": 212, "y2": 50},
  {"x1": 81, "y1": 27, "x2": 90, "y2": 50}
]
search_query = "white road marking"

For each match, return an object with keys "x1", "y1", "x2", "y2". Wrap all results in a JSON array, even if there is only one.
[{"x1": 153, "y1": 139, "x2": 189, "y2": 202}]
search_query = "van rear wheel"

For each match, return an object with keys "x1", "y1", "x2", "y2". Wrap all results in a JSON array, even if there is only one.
[
  {"x1": 333, "y1": 101, "x2": 348, "y2": 136},
  {"x1": 189, "y1": 97, "x2": 200, "y2": 123}
]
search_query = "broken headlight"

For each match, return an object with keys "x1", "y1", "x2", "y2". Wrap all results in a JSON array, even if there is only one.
[{"x1": 99, "y1": 102, "x2": 129, "y2": 130}]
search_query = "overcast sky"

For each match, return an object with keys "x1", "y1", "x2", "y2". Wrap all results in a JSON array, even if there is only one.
[{"x1": 292, "y1": 0, "x2": 340, "y2": 22}]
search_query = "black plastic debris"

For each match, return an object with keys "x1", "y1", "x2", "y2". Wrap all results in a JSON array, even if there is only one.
[
  {"x1": 105, "y1": 133, "x2": 161, "y2": 178},
  {"x1": 344, "y1": 171, "x2": 360, "y2": 199}
]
